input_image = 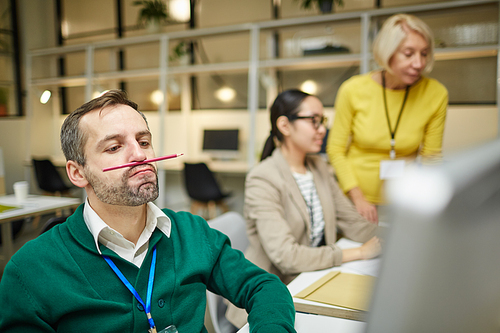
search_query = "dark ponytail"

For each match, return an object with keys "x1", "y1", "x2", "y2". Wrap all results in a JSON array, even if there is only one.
[
  {"x1": 260, "y1": 132, "x2": 276, "y2": 161},
  {"x1": 260, "y1": 89, "x2": 311, "y2": 160}
]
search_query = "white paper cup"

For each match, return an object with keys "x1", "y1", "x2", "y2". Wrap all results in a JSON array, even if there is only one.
[{"x1": 13, "y1": 181, "x2": 29, "y2": 203}]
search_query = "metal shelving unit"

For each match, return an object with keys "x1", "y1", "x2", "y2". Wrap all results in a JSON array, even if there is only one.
[{"x1": 24, "y1": 0, "x2": 500, "y2": 207}]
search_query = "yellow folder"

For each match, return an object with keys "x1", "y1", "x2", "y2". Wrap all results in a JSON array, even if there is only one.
[
  {"x1": 294, "y1": 271, "x2": 375, "y2": 312},
  {"x1": 0, "y1": 204, "x2": 19, "y2": 213}
]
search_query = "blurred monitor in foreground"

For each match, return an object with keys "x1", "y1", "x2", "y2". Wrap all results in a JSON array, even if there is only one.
[
  {"x1": 202, "y1": 129, "x2": 239, "y2": 160},
  {"x1": 366, "y1": 139, "x2": 500, "y2": 333}
]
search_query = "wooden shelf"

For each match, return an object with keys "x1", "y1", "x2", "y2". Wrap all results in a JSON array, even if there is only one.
[
  {"x1": 30, "y1": 75, "x2": 87, "y2": 88},
  {"x1": 31, "y1": 43, "x2": 499, "y2": 88},
  {"x1": 434, "y1": 45, "x2": 498, "y2": 61},
  {"x1": 27, "y1": 1, "x2": 499, "y2": 88},
  {"x1": 260, "y1": 53, "x2": 361, "y2": 70}
]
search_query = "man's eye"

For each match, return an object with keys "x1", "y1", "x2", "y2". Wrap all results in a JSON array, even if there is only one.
[
  {"x1": 140, "y1": 141, "x2": 150, "y2": 147},
  {"x1": 107, "y1": 146, "x2": 119, "y2": 152}
]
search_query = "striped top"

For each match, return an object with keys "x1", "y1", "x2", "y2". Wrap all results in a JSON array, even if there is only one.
[{"x1": 292, "y1": 170, "x2": 325, "y2": 247}]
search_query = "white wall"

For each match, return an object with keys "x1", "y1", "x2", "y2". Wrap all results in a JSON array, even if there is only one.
[{"x1": 442, "y1": 105, "x2": 498, "y2": 155}]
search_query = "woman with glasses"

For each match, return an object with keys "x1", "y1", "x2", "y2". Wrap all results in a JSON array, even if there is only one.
[
  {"x1": 226, "y1": 89, "x2": 380, "y2": 328},
  {"x1": 327, "y1": 14, "x2": 448, "y2": 223}
]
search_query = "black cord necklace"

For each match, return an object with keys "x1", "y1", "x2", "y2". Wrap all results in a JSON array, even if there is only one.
[{"x1": 381, "y1": 70, "x2": 410, "y2": 159}]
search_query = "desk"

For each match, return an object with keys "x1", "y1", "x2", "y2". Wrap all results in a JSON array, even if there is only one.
[
  {"x1": 0, "y1": 195, "x2": 81, "y2": 259},
  {"x1": 237, "y1": 239, "x2": 381, "y2": 333},
  {"x1": 237, "y1": 312, "x2": 366, "y2": 333}
]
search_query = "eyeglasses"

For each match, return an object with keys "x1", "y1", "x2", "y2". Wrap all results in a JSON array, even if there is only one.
[{"x1": 288, "y1": 114, "x2": 328, "y2": 130}]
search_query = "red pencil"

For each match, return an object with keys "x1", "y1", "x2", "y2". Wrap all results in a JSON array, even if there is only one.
[{"x1": 102, "y1": 153, "x2": 184, "y2": 172}]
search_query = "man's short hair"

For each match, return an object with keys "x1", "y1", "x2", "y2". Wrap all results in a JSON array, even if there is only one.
[
  {"x1": 60, "y1": 90, "x2": 148, "y2": 166},
  {"x1": 372, "y1": 13, "x2": 435, "y2": 75}
]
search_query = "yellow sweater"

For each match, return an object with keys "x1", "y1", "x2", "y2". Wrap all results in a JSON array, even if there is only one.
[{"x1": 327, "y1": 72, "x2": 448, "y2": 204}]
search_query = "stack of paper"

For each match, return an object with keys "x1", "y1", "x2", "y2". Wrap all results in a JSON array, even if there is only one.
[{"x1": 295, "y1": 271, "x2": 375, "y2": 312}]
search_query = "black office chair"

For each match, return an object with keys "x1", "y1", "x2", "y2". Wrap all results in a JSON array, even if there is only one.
[
  {"x1": 39, "y1": 216, "x2": 68, "y2": 235},
  {"x1": 183, "y1": 162, "x2": 230, "y2": 219},
  {"x1": 32, "y1": 159, "x2": 72, "y2": 196}
]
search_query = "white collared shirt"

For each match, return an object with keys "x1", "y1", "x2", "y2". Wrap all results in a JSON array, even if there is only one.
[{"x1": 83, "y1": 199, "x2": 171, "y2": 267}]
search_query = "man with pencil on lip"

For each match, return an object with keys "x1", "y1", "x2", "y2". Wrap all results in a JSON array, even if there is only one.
[{"x1": 0, "y1": 90, "x2": 296, "y2": 333}]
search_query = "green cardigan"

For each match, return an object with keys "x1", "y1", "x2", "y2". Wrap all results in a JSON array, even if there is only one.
[{"x1": 0, "y1": 205, "x2": 295, "y2": 333}]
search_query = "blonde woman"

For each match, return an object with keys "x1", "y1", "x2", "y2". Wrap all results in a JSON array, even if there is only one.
[{"x1": 327, "y1": 14, "x2": 448, "y2": 223}]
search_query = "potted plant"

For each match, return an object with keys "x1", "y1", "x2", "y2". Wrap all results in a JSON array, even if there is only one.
[
  {"x1": 298, "y1": 0, "x2": 344, "y2": 14},
  {"x1": 133, "y1": 0, "x2": 168, "y2": 33},
  {"x1": 169, "y1": 41, "x2": 191, "y2": 65}
]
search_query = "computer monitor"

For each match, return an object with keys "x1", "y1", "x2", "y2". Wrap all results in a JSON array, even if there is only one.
[
  {"x1": 202, "y1": 129, "x2": 240, "y2": 160},
  {"x1": 366, "y1": 139, "x2": 500, "y2": 333}
]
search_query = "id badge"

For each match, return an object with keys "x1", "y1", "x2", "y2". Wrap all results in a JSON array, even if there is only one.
[
  {"x1": 380, "y1": 160, "x2": 406, "y2": 179},
  {"x1": 158, "y1": 325, "x2": 178, "y2": 333}
]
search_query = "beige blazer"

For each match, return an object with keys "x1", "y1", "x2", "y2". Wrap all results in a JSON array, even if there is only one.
[{"x1": 226, "y1": 148, "x2": 377, "y2": 328}]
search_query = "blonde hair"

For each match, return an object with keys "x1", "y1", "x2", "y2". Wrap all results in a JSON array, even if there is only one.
[{"x1": 373, "y1": 14, "x2": 434, "y2": 74}]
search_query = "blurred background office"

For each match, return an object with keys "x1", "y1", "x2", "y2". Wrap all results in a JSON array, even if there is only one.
[{"x1": 0, "y1": 0, "x2": 499, "y2": 217}]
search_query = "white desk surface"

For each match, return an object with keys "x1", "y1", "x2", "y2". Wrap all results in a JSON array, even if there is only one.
[
  {"x1": 237, "y1": 239, "x2": 381, "y2": 333},
  {"x1": 0, "y1": 194, "x2": 81, "y2": 260},
  {"x1": 0, "y1": 194, "x2": 81, "y2": 222},
  {"x1": 237, "y1": 312, "x2": 366, "y2": 333}
]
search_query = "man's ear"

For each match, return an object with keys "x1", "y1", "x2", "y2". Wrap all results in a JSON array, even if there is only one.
[
  {"x1": 66, "y1": 160, "x2": 88, "y2": 188},
  {"x1": 276, "y1": 115, "x2": 291, "y2": 137}
]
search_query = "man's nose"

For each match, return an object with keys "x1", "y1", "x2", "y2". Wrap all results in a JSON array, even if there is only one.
[{"x1": 129, "y1": 142, "x2": 147, "y2": 162}]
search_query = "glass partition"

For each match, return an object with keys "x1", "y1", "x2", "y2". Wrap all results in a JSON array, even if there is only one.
[{"x1": 431, "y1": 57, "x2": 497, "y2": 104}]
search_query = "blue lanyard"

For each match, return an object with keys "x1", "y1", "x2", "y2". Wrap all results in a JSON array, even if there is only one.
[{"x1": 102, "y1": 246, "x2": 157, "y2": 331}]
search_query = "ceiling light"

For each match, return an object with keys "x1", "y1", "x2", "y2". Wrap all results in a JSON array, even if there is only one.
[
  {"x1": 169, "y1": 0, "x2": 190, "y2": 22},
  {"x1": 61, "y1": 21, "x2": 70, "y2": 39},
  {"x1": 40, "y1": 90, "x2": 51, "y2": 104},
  {"x1": 151, "y1": 90, "x2": 164, "y2": 105},
  {"x1": 215, "y1": 87, "x2": 236, "y2": 102},
  {"x1": 300, "y1": 80, "x2": 318, "y2": 95}
]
